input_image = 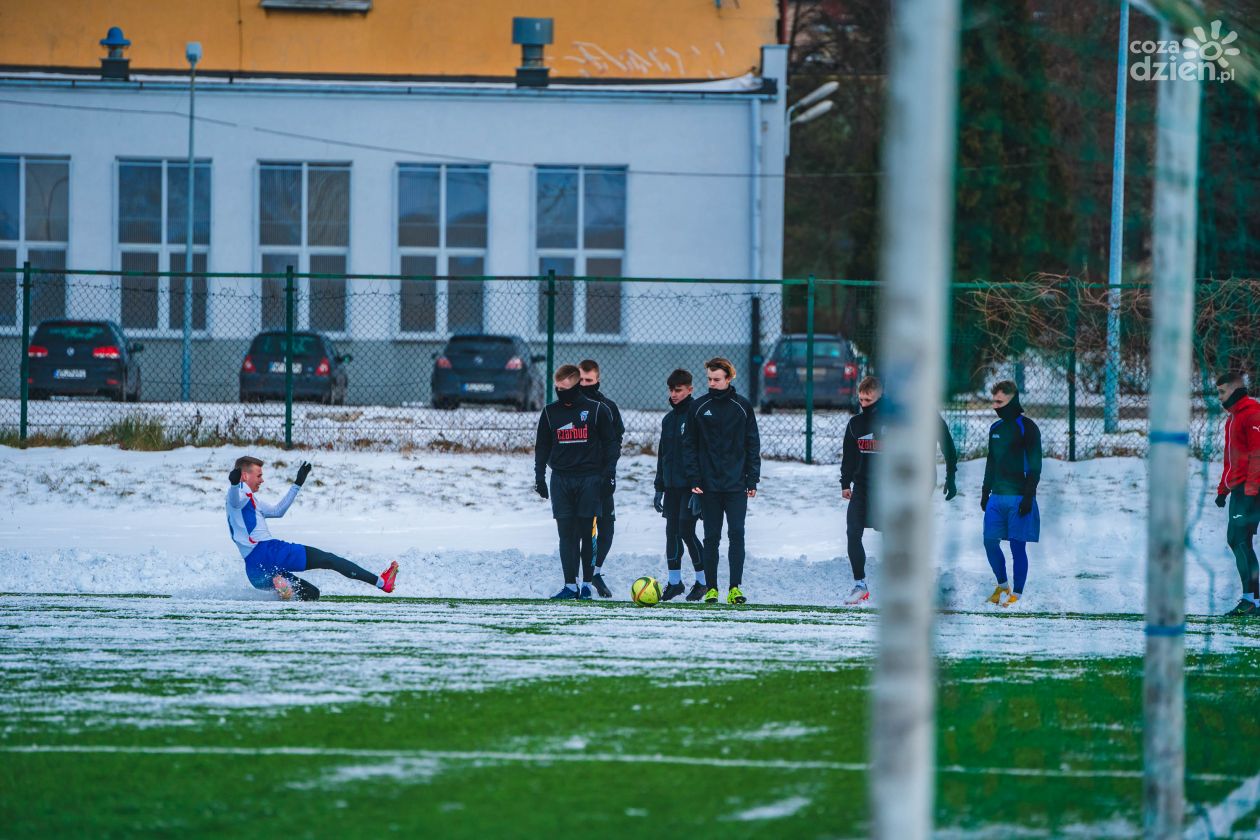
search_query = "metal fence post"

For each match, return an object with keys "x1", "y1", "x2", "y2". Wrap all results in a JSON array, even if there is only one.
[
  {"x1": 749, "y1": 294, "x2": 762, "y2": 407},
  {"x1": 546, "y1": 269, "x2": 556, "y2": 378},
  {"x1": 19, "y1": 261, "x2": 31, "y2": 445},
  {"x1": 1067, "y1": 278, "x2": 1078, "y2": 462},
  {"x1": 805, "y1": 275, "x2": 816, "y2": 464},
  {"x1": 284, "y1": 264, "x2": 295, "y2": 450}
]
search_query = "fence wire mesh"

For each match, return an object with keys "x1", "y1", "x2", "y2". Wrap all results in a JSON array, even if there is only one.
[{"x1": 4, "y1": 266, "x2": 1256, "y2": 462}]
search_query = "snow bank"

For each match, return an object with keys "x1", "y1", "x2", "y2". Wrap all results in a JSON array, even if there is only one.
[{"x1": 0, "y1": 445, "x2": 1245, "y2": 614}]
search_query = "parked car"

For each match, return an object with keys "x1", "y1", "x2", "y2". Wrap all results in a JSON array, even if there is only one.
[
  {"x1": 431, "y1": 334, "x2": 545, "y2": 411},
  {"x1": 760, "y1": 333, "x2": 864, "y2": 413},
  {"x1": 239, "y1": 331, "x2": 351, "y2": 404},
  {"x1": 27, "y1": 319, "x2": 143, "y2": 402}
]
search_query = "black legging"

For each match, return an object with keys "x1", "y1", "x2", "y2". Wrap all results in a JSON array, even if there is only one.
[
  {"x1": 846, "y1": 486, "x2": 877, "y2": 581},
  {"x1": 1227, "y1": 489, "x2": 1260, "y2": 598},
  {"x1": 266, "y1": 547, "x2": 376, "y2": 602},
  {"x1": 555, "y1": 518, "x2": 586, "y2": 585}
]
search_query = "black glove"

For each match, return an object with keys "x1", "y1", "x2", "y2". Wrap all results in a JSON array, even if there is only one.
[
  {"x1": 228, "y1": 467, "x2": 241, "y2": 486},
  {"x1": 1018, "y1": 495, "x2": 1034, "y2": 516},
  {"x1": 943, "y1": 473, "x2": 958, "y2": 501},
  {"x1": 981, "y1": 488, "x2": 990, "y2": 511},
  {"x1": 295, "y1": 461, "x2": 312, "y2": 486},
  {"x1": 536, "y1": 478, "x2": 549, "y2": 500},
  {"x1": 1216, "y1": 492, "x2": 1228, "y2": 508},
  {"x1": 653, "y1": 491, "x2": 665, "y2": 514},
  {"x1": 602, "y1": 477, "x2": 616, "y2": 499},
  {"x1": 688, "y1": 493, "x2": 703, "y2": 518}
]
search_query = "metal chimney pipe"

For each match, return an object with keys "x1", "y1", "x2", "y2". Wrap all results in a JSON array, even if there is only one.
[
  {"x1": 512, "y1": 17, "x2": 554, "y2": 88},
  {"x1": 99, "y1": 26, "x2": 132, "y2": 81}
]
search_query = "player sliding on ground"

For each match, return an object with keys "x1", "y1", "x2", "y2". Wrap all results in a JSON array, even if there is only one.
[{"x1": 225, "y1": 456, "x2": 399, "y2": 601}]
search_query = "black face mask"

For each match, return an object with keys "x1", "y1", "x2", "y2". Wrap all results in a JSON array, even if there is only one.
[
  {"x1": 581, "y1": 383, "x2": 599, "y2": 396},
  {"x1": 556, "y1": 383, "x2": 582, "y2": 403},
  {"x1": 1223, "y1": 386, "x2": 1249, "y2": 409}
]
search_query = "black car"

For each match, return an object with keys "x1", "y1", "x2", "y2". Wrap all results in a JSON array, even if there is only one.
[
  {"x1": 239, "y1": 331, "x2": 351, "y2": 404},
  {"x1": 760, "y1": 333, "x2": 864, "y2": 413},
  {"x1": 431, "y1": 334, "x2": 545, "y2": 411},
  {"x1": 27, "y1": 320, "x2": 143, "y2": 402}
]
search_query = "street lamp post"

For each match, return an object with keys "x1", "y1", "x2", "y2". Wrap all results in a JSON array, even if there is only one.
[
  {"x1": 784, "y1": 80, "x2": 839, "y2": 158},
  {"x1": 181, "y1": 41, "x2": 201, "y2": 403}
]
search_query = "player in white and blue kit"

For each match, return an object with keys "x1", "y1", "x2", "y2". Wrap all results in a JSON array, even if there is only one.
[{"x1": 226, "y1": 455, "x2": 399, "y2": 600}]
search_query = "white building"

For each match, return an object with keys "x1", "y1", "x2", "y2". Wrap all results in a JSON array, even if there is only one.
[{"x1": 0, "y1": 46, "x2": 787, "y2": 406}]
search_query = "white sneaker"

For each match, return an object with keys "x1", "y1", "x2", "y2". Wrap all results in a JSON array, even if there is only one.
[{"x1": 844, "y1": 584, "x2": 871, "y2": 605}]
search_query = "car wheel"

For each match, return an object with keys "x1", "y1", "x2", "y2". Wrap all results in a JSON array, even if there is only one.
[{"x1": 129, "y1": 370, "x2": 142, "y2": 402}]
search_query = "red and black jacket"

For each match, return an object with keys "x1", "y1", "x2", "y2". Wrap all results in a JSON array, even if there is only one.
[{"x1": 1218, "y1": 391, "x2": 1260, "y2": 496}]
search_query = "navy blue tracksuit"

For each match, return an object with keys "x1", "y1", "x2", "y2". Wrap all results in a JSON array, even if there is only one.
[{"x1": 682, "y1": 386, "x2": 761, "y2": 589}]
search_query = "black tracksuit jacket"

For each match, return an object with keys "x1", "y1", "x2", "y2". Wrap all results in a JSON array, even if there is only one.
[
  {"x1": 655, "y1": 395, "x2": 693, "y2": 491},
  {"x1": 682, "y1": 386, "x2": 761, "y2": 493},
  {"x1": 839, "y1": 399, "x2": 960, "y2": 491},
  {"x1": 534, "y1": 394, "x2": 619, "y2": 483},
  {"x1": 582, "y1": 385, "x2": 626, "y2": 445}
]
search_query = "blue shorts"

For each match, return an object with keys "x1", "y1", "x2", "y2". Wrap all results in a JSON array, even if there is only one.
[
  {"x1": 983, "y1": 494, "x2": 1040, "y2": 543},
  {"x1": 244, "y1": 540, "x2": 308, "y2": 589}
]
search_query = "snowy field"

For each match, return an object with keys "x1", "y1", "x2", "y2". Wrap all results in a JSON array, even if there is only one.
[{"x1": 0, "y1": 444, "x2": 1244, "y2": 615}]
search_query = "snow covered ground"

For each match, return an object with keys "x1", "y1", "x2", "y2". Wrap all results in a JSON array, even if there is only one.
[{"x1": 0, "y1": 444, "x2": 1244, "y2": 615}]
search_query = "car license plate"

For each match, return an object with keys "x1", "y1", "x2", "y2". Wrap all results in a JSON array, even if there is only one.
[
  {"x1": 463, "y1": 383, "x2": 494, "y2": 393},
  {"x1": 54, "y1": 369, "x2": 86, "y2": 379},
  {"x1": 796, "y1": 367, "x2": 826, "y2": 382},
  {"x1": 269, "y1": 362, "x2": 303, "y2": 374}
]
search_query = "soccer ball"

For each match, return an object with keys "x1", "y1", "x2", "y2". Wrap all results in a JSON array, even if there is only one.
[{"x1": 630, "y1": 576, "x2": 661, "y2": 606}]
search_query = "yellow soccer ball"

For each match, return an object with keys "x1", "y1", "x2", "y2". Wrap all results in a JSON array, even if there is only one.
[{"x1": 630, "y1": 576, "x2": 661, "y2": 606}]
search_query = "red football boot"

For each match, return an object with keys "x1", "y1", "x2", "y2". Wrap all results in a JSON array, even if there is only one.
[{"x1": 379, "y1": 561, "x2": 399, "y2": 594}]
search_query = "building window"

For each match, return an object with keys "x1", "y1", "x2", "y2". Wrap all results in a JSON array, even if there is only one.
[
  {"x1": 397, "y1": 164, "x2": 488, "y2": 336},
  {"x1": 259, "y1": 162, "x2": 350, "y2": 332},
  {"x1": 0, "y1": 156, "x2": 69, "y2": 328},
  {"x1": 535, "y1": 166, "x2": 625, "y2": 336},
  {"x1": 117, "y1": 159, "x2": 211, "y2": 333}
]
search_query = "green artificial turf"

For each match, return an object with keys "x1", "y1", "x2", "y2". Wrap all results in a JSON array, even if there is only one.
[{"x1": 1, "y1": 597, "x2": 1257, "y2": 838}]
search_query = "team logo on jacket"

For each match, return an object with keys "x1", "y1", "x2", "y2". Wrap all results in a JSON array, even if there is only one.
[
  {"x1": 556, "y1": 422, "x2": 589, "y2": 443},
  {"x1": 580, "y1": 410, "x2": 589, "y2": 422},
  {"x1": 858, "y1": 432, "x2": 881, "y2": 453}
]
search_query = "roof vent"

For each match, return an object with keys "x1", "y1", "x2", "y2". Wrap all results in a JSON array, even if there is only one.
[
  {"x1": 99, "y1": 26, "x2": 132, "y2": 81},
  {"x1": 512, "y1": 17, "x2": 553, "y2": 88}
]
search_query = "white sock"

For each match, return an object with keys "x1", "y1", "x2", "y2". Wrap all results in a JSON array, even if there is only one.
[
  {"x1": 668, "y1": 569, "x2": 682, "y2": 585},
  {"x1": 695, "y1": 570, "x2": 707, "y2": 586},
  {"x1": 854, "y1": 579, "x2": 867, "y2": 589},
  {"x1": 1249, "y1": 595, "x2": 1260, "y2": 606},
  {"x1": 375, "y1": 577, "x2": 385, "y2": 589},
  {"x1": 566, "y1": 583, "x2": 578, "y2": 592}
]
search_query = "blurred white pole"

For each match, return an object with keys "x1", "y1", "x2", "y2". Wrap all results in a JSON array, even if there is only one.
[
  {"x1": 870, "y1": 0, "x2": 960, "y2": 837},
  {"x1": 1144, "y1": 23, "x2": 1199, "y2": 840}
]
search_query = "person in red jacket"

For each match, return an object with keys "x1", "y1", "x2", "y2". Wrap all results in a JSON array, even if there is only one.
[{"x1": 1214, "y1": 371, "x2": 1260, "y2": 615}]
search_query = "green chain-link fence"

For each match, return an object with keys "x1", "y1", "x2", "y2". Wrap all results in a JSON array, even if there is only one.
[{"x1": 3, "y1": 264, "x2": 1255, "y2": 462}]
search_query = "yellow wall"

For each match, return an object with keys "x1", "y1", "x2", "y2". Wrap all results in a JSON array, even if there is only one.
[{"x1": 0, "y1": 1, "x2": 779, "y2": 79}]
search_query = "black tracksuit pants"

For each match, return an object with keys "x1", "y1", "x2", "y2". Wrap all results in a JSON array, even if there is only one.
[
  {"x1": 279, "y1": 546, "x2": 379, "y2": 601},
  {"x1": 846, "y1": 485, "x2": 880, "y2": 581},
  {"x1": 700, "y1": 491, "x2": 748, "y2": 589},
  {"x1": 1227, "y1": 487, "x2": 1260, "y2": 597},
  {"x1": 550, "y1": 473, "x2": 602, "y2": 585},
  {"x1": 663, "y1": 487, "x2": 703, "y2": 572}
]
